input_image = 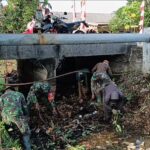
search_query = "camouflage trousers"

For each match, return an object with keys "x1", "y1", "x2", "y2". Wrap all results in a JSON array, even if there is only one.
[
  {"x1": 91, "y1": 72, "x2": 111, "y2": 103},
  {"x1": 2, "y1": 116, "x2": 31, "y2": 135}
]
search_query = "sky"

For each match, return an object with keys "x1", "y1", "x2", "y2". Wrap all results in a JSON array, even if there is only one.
[
  {"x1": 1, "y1": 0, "x2": 128, "y2": 14},
  {"x1": 49, "y1": 0, "x2": 127, "y2": 14},
  {"x1": 1, "y1": 0, "x2": 8, "y2": 7}
]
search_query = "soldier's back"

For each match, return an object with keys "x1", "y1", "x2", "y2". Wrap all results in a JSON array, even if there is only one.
[
  {"x1": 96, "y1": 62, "x2": 108, "y2": 73},
  {"x1": 0, "y1": 91, "x2": 24, "y2": 118}
]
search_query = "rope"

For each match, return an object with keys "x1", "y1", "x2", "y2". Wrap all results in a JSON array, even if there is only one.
[
  {"x1": 0, "y1": 70, "x2": 136, "y2": 87},
  {"x1": 0, "y1": 70, "x2": 81, "y2": 87}
]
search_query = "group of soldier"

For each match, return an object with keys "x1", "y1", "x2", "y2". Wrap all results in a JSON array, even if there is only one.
[
  {"x1": 0, "y1": 59, "x2": 126, "y2": 150},
  {"x1": 90, "y1": 60, "x2": 126, "y2": 121},
  {"x1": 0, "y1": 81, "x2": 55, "y2": 150}
]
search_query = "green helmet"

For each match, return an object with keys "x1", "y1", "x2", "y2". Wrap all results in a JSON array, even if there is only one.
[
  {"x1": 41, "y1": 82, "x2": 51, "y2": 93},
  {"x1": 32, "y1": 82, "x2": 51, "y2": 93}
]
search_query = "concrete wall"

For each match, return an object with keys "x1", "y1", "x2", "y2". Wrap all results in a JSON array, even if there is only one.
[
  {"x1": 143, "y1": 28, "x2": 150, "y2": 74},
  {"x1": 143, "y1": 44, "x2": 150, "y2": 73},
  {"x1": 17, "y1": 58, "x2": 57, "y2": 95},
  {"x1": 129, "y1": 46, "x2": 143, "y2": 71},
  {"x1": 101, "y1": 46, "x2": 143, "y2": 73}
]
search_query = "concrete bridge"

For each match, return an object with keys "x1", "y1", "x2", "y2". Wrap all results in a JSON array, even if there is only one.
[
  {"x1": 0, "y1": 33, "x2": 149, "y2": 59},
  {"x1": 1, "y1": 33, "x2": 150, "y2": 93}
]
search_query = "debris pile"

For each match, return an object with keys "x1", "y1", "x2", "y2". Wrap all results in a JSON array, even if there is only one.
[
  {"x1": 28, "y1": 71, "x2": 150, "y2": 149},
  {"x1": 29, "y1": 95, "x2": 105, "y2": 149},
  {"x1": 117, "y1": 71, "x2": 150, "y2": 135},
  {"x1": 2, "y1": 70, "x2": 150, "y2": 149}
]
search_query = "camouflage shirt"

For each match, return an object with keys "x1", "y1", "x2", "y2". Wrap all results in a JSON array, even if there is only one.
[
  {"x1": 0, "y1": 90, "x2": 28, "y2": 123},
  {"x1": 27, "y1": 82, "x2": 51, "y2": 106}
]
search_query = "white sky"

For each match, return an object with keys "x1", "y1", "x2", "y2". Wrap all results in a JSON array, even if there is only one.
[
  {"x1": 1, "y1": 0, "x2": 127, "y2": 14},
  {"x1": 1, "y1": 0, "x2": 8, "y2": 7},
  {"x1": 49, "y1": 0, "x2": 127, "y2": 13}
]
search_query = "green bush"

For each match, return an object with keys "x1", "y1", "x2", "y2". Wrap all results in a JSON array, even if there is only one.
[
  {"x1": 67, "y1": 145, "x2": 86, "y2": 150},
  {"x1": 0, "y1": 77, "x2": 5, "y2": 94},
  {"x1": 0, "y1": 0, "x2": 38, "y2": 33}
]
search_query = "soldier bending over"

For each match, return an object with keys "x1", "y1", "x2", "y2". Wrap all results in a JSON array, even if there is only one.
[
  {"x1": 91, "y1": 60, "x2": 112, "y2": 102},
  {"x1": 27, "y1": 81, "x2": 57, "y2": 115},
  {"x1": 0, "y1": 87, "x2": 31, "y2": 150},
  {"x1": 103, "y1": 82, "x2": 127, "y2": 122}
]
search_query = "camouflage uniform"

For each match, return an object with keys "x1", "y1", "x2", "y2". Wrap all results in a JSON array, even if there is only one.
[
  {"x1": 0, "y1": 89, "x2": 31, "y2": 150},
  {"x1": 91, "y1": 72, "x2": 111, "y2": 103},
  {"x1": 103, "y1": 83, "x2": 126, "y2": 121},
  {"x1": 27, "y1": 82, "x2": 55, "y2": 108},
  {"x1": 91, "y1": 61, "x2": 112, "y2": 103}
]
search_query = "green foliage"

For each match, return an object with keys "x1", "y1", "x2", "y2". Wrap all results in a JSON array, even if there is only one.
[
  {"x1": 0, "y1": 121, "x2": 22, "y2": 149},
  {"x1": 144, "y1": 8, "x2": 150, "y2": 27},
  {"x1": 128, "y1": 0, "x2": 150, "y2": 6},
  {"x1": 109, "y1": 1, "x2": 141, "y2": 32},
  {"x1": 127, "y1": 0, "x2": 142, "y2": 4},
  {"x1": 0, "y1": 0, "x2": 38, "y2": 33},
  {"x1": 110, "y1": 0, "x2": 150, "y2": 32},
  {"x1": 67, "y1": 145, "x2": 86, "y2": 150},
  {"x1": 0, "y1": 60, "x2": 5, "y2": 95},
  {"x1": 112, "y1": 110, "x2": 124, "y2": 135},
  {"x1": 0, "y1": 77, "x2": 5, "y2": 94}
]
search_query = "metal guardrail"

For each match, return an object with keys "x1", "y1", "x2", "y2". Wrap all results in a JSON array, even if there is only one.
[{"x1": 0, "y1": 33, "x2": 149, "y2": 46}]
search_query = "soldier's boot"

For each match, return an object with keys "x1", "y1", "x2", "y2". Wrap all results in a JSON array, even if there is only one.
[{"x1": 23, "y1": 134, "x2": 31, "y2": 150}]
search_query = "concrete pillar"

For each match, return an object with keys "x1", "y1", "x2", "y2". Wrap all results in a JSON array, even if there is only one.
[
  {"x1": 143, "y1": 43, "x2": 150, "y2": 73},
  {"x1": 143, "y1": 28, "x2": 150, "y2": 74},
  {"x1": 17, "y1": 58, "x2": 57, "y2": 96}
]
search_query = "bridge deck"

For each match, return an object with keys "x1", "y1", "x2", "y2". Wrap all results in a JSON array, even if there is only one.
[
  {"x1": 0, "y1": 33, "x2": 147, "y2": 59},
  {"x1": 0, "y1": 43, "x2": 129, "y2": 59}
]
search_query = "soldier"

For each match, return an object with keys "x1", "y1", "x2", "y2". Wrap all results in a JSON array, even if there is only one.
[
  {"x1": 5, "y1": 60, "x2": 19, "y2": 84},
  {"x1": 103, "y1": 82, "x2": 127, "y2": 122},
  {"x1": 91, "y1": 60, "x2": 112, "y2": 102},
  {"x1": 76, "y1": 69, "x2": 90, "y2": 103},
  {"x1": 5, "y1": 69, "x2": 19, "y2": 84},
  {"x1": 0, "y1": 87, "x2": 31, "y2": 150},
  {"x1": 27, "y1": 81, "x2": 57, "y2": 114}
]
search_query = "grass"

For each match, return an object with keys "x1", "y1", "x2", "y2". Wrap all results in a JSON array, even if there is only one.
[{"x1": 0, "y1": 121, "x2": 22, "y2": 150}]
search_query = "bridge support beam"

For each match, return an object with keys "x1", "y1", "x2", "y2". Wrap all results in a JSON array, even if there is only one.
[
  {"x1": 142, "y1": 28, "x2": 150, "y2": 74},
  {"x1": 143, "y1": 44, "x2": 150, "y2": 73}
]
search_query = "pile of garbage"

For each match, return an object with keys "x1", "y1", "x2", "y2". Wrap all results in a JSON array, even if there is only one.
[
  {"x1": 29, "y1": 95, "x2": 106, "y2": 149},
  {"x1": 4, "y1": 70, "x2": 150, "y2": 149},
  {"x1": 117, "y1": 71, "x2": 150, "y2": 135},
  {"x1": 28, "y1": 71, "x2": 150, "y2": 149}
]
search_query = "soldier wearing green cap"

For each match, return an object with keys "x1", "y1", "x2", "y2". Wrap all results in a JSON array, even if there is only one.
[
  {"x1": 0, "y1": 87, "x2": 31, "y2": 150},
  {"x1": 27, "y1": 81, "x2": 56, "y2": 114}
]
